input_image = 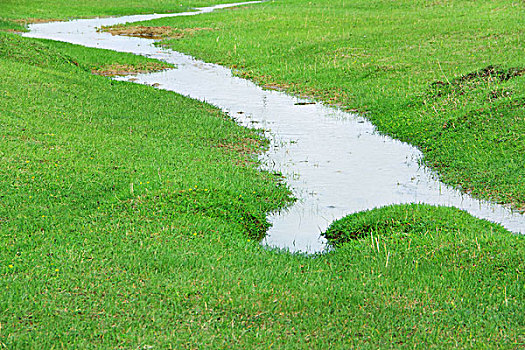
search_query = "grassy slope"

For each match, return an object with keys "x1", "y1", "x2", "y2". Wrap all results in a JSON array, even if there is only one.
[
  {"x1": 1, "y1": 1, "x2": 525, "y2": 348},
  {"x1": 132, "y1": 0, "x2": 525, "y2": 210},
  {"x1": 0, "y1": 33, "x2": 286, "y2": 347},
  {"x1": 0, "y1": 0, "x2": 236, "y2": 21},
  {"x1": 0, "y1": 32, "x2": 524, "y2": 350}
]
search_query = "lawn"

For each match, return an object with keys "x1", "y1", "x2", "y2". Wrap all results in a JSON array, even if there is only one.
[
  {"x1": 0, "y1": 0, "x2": 524, "y2": 348},
  {"x1": 0, "y1": 0, "x2": 236, "y2": 22}
]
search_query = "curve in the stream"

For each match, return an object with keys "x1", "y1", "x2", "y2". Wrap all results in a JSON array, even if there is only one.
[{"x1": 24, "y1": 1, "x2": 525, "y2": 253}]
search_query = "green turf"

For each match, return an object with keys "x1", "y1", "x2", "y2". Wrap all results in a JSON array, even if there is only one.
[
  {"x1": 1, "y1": 1, "x2": 525, "y2": 347},
  {"x1": 127, "y1": 0, "x2": 525, "y2": 210},
  {"x1": 0, "y1": 0, "x2": 236, "y2": 23}
]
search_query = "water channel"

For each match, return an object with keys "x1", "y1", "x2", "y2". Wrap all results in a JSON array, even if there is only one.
[{"x1": 24, "y1": 1, "x2": 525, "y2": 253}]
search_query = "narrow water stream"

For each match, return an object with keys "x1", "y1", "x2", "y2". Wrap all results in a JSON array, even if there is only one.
[{"x1": 24, "y1": 1, "x2": 524, "y2": 253}]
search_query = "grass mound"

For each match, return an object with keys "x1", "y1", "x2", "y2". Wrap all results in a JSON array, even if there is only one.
[
  {"x1": 324, "y1": 204, "x2": 525, "y2": 298},
  {"x1": 324, "y1": 204, "x2": 509, "y2": 246},
  {"x1": 410, "y1": 65, "x2": 525, "y2": 209},
  {"x1": 0, "y1": 33, "x2": 80, "y2": 70},
  {"x1": 0, "y1": 32, "x2": 173, "y2": 75}
]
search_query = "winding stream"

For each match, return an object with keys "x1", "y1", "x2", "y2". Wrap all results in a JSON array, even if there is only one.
[{"x1": 24, "y1": 1, "x2": 524, "y2": 253}]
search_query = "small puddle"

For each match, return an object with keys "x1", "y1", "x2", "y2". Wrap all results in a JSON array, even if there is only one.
[{"x1": 24, "y1": 1, "x2": 525, "y2": 253}]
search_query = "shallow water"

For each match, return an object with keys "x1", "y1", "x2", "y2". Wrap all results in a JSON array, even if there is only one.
[{"x1": 24, "y1": 1, "x2": 524, "y2": 253}]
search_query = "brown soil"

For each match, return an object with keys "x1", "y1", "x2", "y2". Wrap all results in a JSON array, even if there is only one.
[
  {"x1": 100, "y1": 25, "x2": 214, "y2": 40},
  {"x1": 13, "y1": 18, "x2": 62, "y2": 25},
  {"x1": 0, "y1": 18, "x2": 62, "y2": 32},
  {"x1": 215, "y1": 138, "x2": 261, "y2": 156},
  {"x1": 214, "y1": 137, "x2": 265, "y2": 167},
  {"x1": 91, "y1": 62, "x2": 172, "y2": 76},
  {"x1": 459, "y1": 65, "x2": 525, "y2": 83}
]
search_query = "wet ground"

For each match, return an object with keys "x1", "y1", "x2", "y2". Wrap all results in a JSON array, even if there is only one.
[{"x1": 24, "y1": 1, "x2": 525, "y2": 253}]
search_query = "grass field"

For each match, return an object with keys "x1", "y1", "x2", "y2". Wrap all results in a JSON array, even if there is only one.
[
  {"x1": 0, "y1": 0, "x2": 236, "y2": 23},
  {"x1": 123, "y1": 0, "x2": 525, "y2": 211},
  {"x1": 1, "y1": 0, "x2": 525, "y2": 348}
]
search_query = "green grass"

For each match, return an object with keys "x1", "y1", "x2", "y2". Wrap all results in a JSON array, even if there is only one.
[
  {"x1": 1, "y1": 1, "x2": 525, "y2": 347},
  {"x1": 0, "y1": 0, "x2": 236, "y2": 23},
  {"x1": 0, "y1": 19, "x2": 25, "y2": 32},
  {"x1": 128, "y1": 0, "x2": 525, "y2": 210}
]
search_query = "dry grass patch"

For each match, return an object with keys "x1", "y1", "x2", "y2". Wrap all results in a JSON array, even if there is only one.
[
  {"x1": 100, "y1": 25, "x2": 214, "y2": 40},
  {"x1": 91, "y1": 62, "x2": 172, "y2": 76},
  {"x1": 13, "y1": 18, "x2": 62, "y2": 25}
]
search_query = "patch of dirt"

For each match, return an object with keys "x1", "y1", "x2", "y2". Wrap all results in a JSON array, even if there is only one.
[
  {"x1": 213, "y1": 136, "x2": 266, "y2": 168},
  {"x1": 459, "y1": 65, "x2": 525, "y2": 83},
  {"x1": 100, "y1": 25, "x2": 214, "y2": 40},
  {"x1": 91, "y1": 62, "x2": 172, "y2": 76},
  {"x1": 429, "y1": 65, "x2": 525, "y2": 99},
  {"x1": 13, "y1": 18, "x2": 62, "y2": 25},
  {"x1": 215, "y1": 137, "x2": 262, "y2": 156},
  {"x1": 261, "y1": 83, "x2": 288, "y2": 91}
]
